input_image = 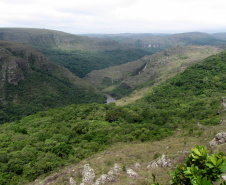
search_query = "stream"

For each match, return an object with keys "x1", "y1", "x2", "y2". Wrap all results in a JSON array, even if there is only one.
[{"x1": 103, "y1": 93, "x2": 116, "y2": 104}]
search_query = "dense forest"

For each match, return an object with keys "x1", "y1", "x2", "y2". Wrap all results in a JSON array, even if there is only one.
[
  {"x1": 38, "y1": 48, "x2": 151, "y2": 78},
  {"x1": 0, "y1": 41, "x2": 106, "y2": 124},
  {"x1": 0, "y1": 50, "x2": 225, "y2": 184}
]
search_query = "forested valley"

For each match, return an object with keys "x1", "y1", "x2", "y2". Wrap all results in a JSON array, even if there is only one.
[{"x1": 0, "y1": 29, "x2": 226, "y2": 184}]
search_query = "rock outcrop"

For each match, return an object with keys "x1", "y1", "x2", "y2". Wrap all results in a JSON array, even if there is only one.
[
  {"x1": 147, "y1": 154, "x2": 172, "y2": 169},
  {"x1": 77, "y1": 163, "x2": 122, "y2": 185},
  {"x1": 70, "y1": 177, "x2": 77, "y2": 185},
  {"x1": 222, "y1": 97, "x2": 226, "y2": 110},
  {"x1": 134, "y1": 162, "x2": 141, "y2": 170},
  {"x1": 209, "y1": 132, "x2": 226, "y2": 146},
  {"x1": 108, "y1": 163, "x2": 121, "y2": 175},
  {"x1": 95, "y1": 174, "x2": 114, "y2": 185},
  {"x1": 81, "y1": 164, "x2": 95, "y2": 185},
  {"x1": 126, "y1": 168, "x2": 139, "y2": 179}
]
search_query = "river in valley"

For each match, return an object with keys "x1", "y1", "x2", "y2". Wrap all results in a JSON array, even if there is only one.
[{"x1": 103, "y1": 93, "x2": 116, "y2": 104}]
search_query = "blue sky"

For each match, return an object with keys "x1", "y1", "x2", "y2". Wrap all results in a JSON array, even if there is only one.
[{"x1": 0, "y1": 0, "x2": 226, "y2": 34}]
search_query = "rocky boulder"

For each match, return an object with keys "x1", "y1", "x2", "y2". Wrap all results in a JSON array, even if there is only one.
[
  {"x1": 127, "y1": 168, "x2": 139, "y2": 179},
  {"x1": 222, "y1": 97, "x2": 226, "y2": 110},
  {"x1": 94, "y1": 163, "x2": 121, "y2": 185},
  {"x1": 81, "y1": 164, "x2": 95, "y2": 185},
  {"x1": 94, "y1": 174, "x2": 114, "y2": 185},
  {"x1": 108, "y1": 163, "x2": 121, "y2": 175},
  {"x1": 209, "y1": 132, "x2": 226, "y2": 146},
  {"x1": 134, "y1": 162, "x2": 141, "y2": 170},
  {"x1": 147, "y1": 154, "x2": 172, "y2": 169},
  {"x1": 70, "y1": 177, "x2": 76, "y2": 185}
]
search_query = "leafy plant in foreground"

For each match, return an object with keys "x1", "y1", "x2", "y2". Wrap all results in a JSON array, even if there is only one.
[{"x1": 170, "y1": 145, "x2": 226, "y2": 185}]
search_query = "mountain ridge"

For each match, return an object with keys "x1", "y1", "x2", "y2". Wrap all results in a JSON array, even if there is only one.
[{"x1": 0, "y1": 28, "x2": 151, "y2": 78}]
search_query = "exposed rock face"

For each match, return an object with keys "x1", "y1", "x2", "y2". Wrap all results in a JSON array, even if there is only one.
[
  {"x1": 126, "y1": 168, "x2": 139, "y2": 178},
  {"x1": 134, "y1": 162, "x2": 141, "y2": 169},
  {"x1": 4, "y1": 59, "x2": 25, "y2": 85},
  {"x1": 209, "y1": 132, "x2": 226, "y2": 146},
  {"x1": 108, "y1": 163, "x2": 121, "y2": 175},
  {"x1": 0, "y1": 50, "x2": 30, "y2": 86},
  {"x1": 222, "y1": 175, "x2": 226, "y2": 181},
  {"x1": 94, "y1": 163, "x2": 121, "y2": 184},
  {"x1": 70, "y1": 177, "x2": 76, "y2": 185},
  {"x1": 197, "y1": 122, "x2": 203, "y2": 129},
  {"x1": 94, "y1": 174, "x2": 114, "y2": 185},
  {"x1": 147, "y1": 155, "x2": 172, "y2": 169},
  {"x1": 222, "y1": 97, "x2": 226, "y2": 110},
  {"x1": 81, "y1": 164, "x2": 95, "y2": 185},
  {"x1": 147, "y1": 161, "x2": 158, "y2": 169}
]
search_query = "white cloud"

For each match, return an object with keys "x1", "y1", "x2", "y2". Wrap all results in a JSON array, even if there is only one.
[{"x1": 0, "y1": 0, "x2": 226, "y2": 34}]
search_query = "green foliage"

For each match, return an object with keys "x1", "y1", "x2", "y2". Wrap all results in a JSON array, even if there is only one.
[
  {"x1": 134, "y1": 50, "x2": 226, "y2": 127},
  {"x1": 170, "y1": 145, "x2": 226, "y2": 185},
  {"x1": 122, "y1": 165, "x2": 126, "y2": 172},
  {"x1": 0, "y1": 50, "x2": 225, "y2": 184},
  {"x1": 39, "y1": 48, "x2": 150, "y2": 78},
  {"x1": 0, "y1": 103, "x2": 173, "y2": 184},
  {"x1": 153, "y1": 153, "x2": 161, "y2": 160},
  {"x1": 0, "y1": 42, "x2": 106, "y2": 123}
]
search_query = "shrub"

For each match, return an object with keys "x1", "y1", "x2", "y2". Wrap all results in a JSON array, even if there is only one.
[{"x1": 170, "y1": 145, "x2": 226, "y2": 185}]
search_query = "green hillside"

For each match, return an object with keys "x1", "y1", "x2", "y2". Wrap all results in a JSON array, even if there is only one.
[
  {"x1": 0, "y1": 41, "x2": 105, "y2": 123},
  {"x1": 85, "y1": 45, "x2": 223, "y2": 99},
  {"x1": 0, "y1": 50, "x2": 225, "y2": 184},
  {"x1": 0, "y1": 28, "x2": 150, "y2": 77}
]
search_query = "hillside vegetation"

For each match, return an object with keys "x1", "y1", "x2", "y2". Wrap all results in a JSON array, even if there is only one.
[
  {"x1": 0, "y1": 28, "x2": 150, "y2": 77},
  {"x1": 33, "y1": 115, "x2": 226, "y2": 185},
  {"x1": 0, "y1": 41, "x2": 105, "y2": 123},
  {"x1": 85, "y1": 45, "x2": 223, "y2": 99},
  {"x1": 0, "y1": 50, "x2": 225, "y2": 184}
]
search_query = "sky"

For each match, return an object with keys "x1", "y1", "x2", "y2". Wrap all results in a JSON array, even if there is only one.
[{"x1": 0, "y1": 0, "x2": 226, "y2": 34}]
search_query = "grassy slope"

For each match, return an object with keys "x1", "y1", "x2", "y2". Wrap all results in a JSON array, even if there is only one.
[
  {"x1": 0, "y1": 41, "x2": 105, "y2": 123},
  {"x1": 85, "y1": 45, "x2": 223, "y2": 101},
  {"x1": 36, "y1": 114, "x2": 226, "y2": 185}
]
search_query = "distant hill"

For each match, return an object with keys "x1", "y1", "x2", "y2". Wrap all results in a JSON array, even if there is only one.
[
  {"x1": 0, "y1": 28, "x2": 150, "y2": 77},
  {"x1": 84, "y1": 32, "x2": 226, "y2": 53},
  {"x1": 85, "y1": 45, "x2": 224, "y2": 99},
  {"x1": 0, "y1": 28, "x2": 130, "y2": 51},
  {"x1": 0, "y1": 41, "x2": 106, "y2": 123},
  {"x1": 212, "y1": 32, "x2": 226, "y2": 41}
]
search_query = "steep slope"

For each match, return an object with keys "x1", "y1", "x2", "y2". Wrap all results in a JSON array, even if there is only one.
[
  {"x1": 0, "y1": 41, "x2": 105, "y2": 123},
  {"x1": 0, "y1": 50, "x2": 225, "y2": 184},
  {"x1": 85, "y1": 45, "x2": 223, "y2": 100},
  {"x1": 0, "y1": 28, "x2": 150, "y2": 77}
]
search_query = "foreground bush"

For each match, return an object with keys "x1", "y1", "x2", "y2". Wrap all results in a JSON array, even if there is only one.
[{"x1": 170, "y1": 145, "x2": 226, "y2": 185}]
